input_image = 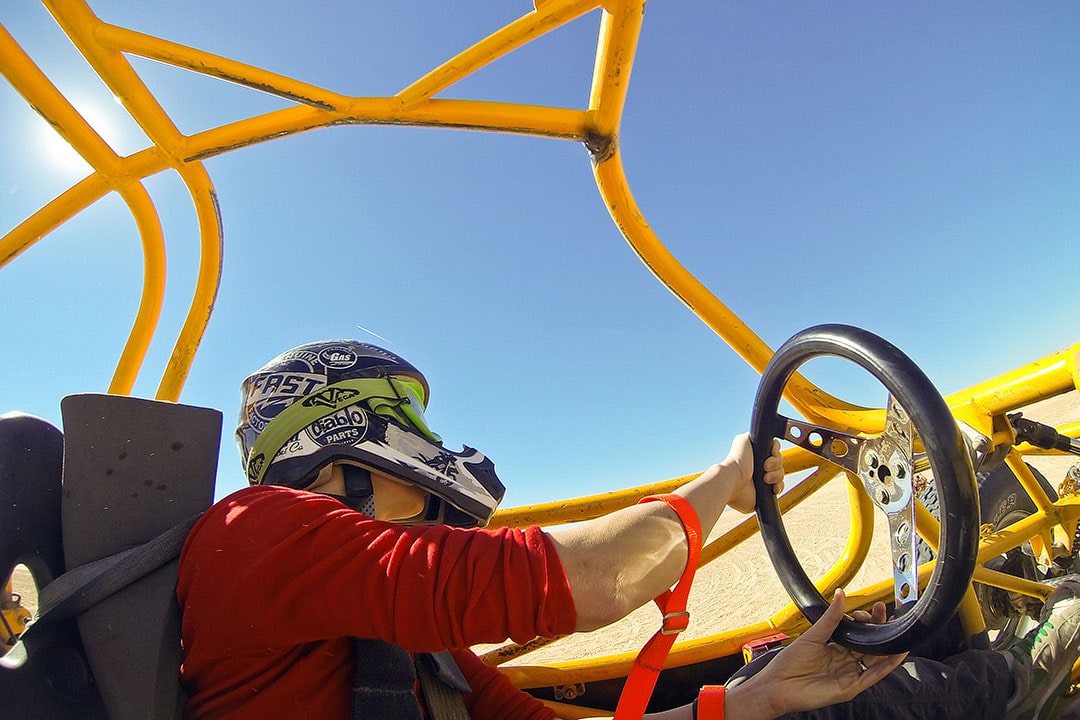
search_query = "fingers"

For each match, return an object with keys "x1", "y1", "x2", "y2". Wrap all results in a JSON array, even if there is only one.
[
  {"x1": 799, "y1": 588, "x2": 847, "y2": 643},
  {"x1": 763, "y1": 438, "x2": 782, "y2": 469},
  {"x1": 851, "y1": 602, "x2": 888, "y2": 624},
  {"x1": 800, "y1": 590, "x2": 891, "y2": 644},
  {"x1": 855, "y1": 651, "x2": 908, "y2": 690},
  {"x1": 761, "y1": 438, "x2": 785, "y2": 495},
  {"x1": 833, "y1": 597, "x2": 904, "y2": 691}
]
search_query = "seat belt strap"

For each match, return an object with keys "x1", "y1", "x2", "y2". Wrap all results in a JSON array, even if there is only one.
[
  {"x1": 417, "y1": 652, "x2": 471, "y2": 720},
  {"x1": 21, "y1": 512, "x2": 202, "y2": 639},
  {"x1": 613, "y1": 493, "x2": 702, "y2": 720}
]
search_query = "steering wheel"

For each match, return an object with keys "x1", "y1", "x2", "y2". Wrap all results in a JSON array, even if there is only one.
[{"x1": 751, "y1": 324, "x2": 980, "y2": 655}]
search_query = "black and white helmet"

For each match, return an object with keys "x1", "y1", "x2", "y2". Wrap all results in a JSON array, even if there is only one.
[{"x1": 236, "y1": 340, "x2": 504, "y2": 527}]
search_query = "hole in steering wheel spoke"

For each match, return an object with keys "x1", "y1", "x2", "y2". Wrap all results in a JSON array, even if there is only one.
[
  {"x1": 830, "y1": 439, "x2": 850, "y2": 458},
  {"x1": 898, "y1": 582, "x2": 913, "y2": 602}
]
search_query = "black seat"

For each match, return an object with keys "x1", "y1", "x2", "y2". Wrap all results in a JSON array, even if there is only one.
[
  {"x1": 0, "y1": 395, "x2": 221, "y2": 720},
  {"x1": 0, "y1": 410, "x2": 107, "y2": 718}
]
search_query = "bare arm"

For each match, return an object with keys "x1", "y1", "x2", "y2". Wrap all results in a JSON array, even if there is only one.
[{"x1": 547, "y1": 434, "x2": 784, "y2": 632}]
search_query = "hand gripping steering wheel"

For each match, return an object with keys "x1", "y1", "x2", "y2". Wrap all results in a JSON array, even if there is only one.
[{"x1": 751, "y1": 324, "x2": 980, "y2": 655}]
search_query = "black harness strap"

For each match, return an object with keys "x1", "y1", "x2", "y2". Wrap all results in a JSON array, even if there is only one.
[
  {"x1": 352, "y1": 639, "x2": 423, "y2": 719},
  {"x1": 21, "y1": 514, "x2": 201, "y2": 637},
  {"x1": 352, "y1": 639, "x2": 472, "y2": 720}
]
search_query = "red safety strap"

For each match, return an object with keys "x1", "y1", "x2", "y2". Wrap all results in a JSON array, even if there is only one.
[
  {"x1": 612, "y1": 493, "x2": 702, "y2": 720},
  {"x1": 695, "y1": 685, "x2": 726, "y2": 719}
]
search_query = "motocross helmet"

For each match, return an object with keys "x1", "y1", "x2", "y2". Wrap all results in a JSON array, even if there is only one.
[{"x1": 235, "y1": 340, "x2": 505, "y2": 527}]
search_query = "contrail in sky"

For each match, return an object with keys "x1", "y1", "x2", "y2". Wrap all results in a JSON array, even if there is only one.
[{"x1": 355, "y1": 324, "x2": 394, "y2": 346}]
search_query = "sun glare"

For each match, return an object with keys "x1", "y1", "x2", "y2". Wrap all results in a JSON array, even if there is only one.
[
  {"x1": 37, "y1": 121, "x2": 92, "y2": 176},
  {"x1": 34, "y1": 94, "x2": 140, "y2": 178}
]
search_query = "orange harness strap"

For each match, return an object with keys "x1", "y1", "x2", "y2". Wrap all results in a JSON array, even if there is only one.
[{"x1": 613, "y1": 493, "x2": 702, "y2": 720}]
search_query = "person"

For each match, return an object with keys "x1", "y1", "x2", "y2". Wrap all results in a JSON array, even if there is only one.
[{"x1": 176, "y1": 340, "x2": 1080, "y2": 720}]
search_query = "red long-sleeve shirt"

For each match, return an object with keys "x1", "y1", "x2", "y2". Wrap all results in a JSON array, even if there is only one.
[{"x1": 177, "y1": 486, "x2": 576, "y2": 719}]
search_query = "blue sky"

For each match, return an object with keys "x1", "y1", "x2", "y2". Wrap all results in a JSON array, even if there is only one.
[{"x1": 2, "y1": 2, "x2": 1078, "y2": 507}]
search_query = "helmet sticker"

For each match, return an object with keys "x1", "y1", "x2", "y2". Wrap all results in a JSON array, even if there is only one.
[
  {"x1": 318, "y1": 345, "x2": 360, "y2": 369},
  {"x1": 246, "y1": 452, "x2": 265, "y2": 483},
  {"x1": 271, "y1": 349, "x2": 320, "y2": 369},
  {"x1": 308, "y1": 407, "x2": 369, "y2": 447},
  {"x1": 245, "y1": 372, "x2": 326, "y2": 428},
  {"x1": 301, "y1": 386, "x2": 361, "y2": 409}
]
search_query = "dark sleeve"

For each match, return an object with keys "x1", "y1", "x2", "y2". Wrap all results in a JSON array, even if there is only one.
[{"x1": 178, "y1": 486, "x2": 576, "y2": 656}]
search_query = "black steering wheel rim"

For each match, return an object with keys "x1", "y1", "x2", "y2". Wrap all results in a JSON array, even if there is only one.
[{"x1": 751, "y1": 324, "x2": 980, "y2": 655}]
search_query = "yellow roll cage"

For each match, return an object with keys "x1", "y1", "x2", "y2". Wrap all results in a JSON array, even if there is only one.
[{"x1": 2, "y1": 0, "x2": 1079, "y2": 712}]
